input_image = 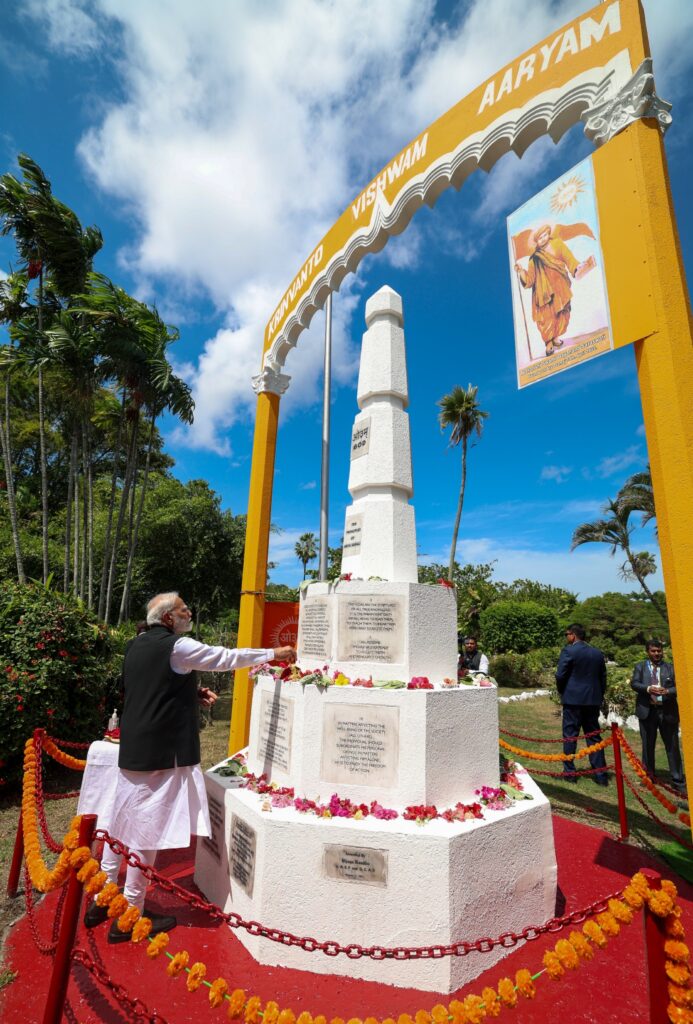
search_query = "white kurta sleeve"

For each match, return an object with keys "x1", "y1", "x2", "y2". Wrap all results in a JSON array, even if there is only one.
[
  {"x1": 170, "y1": 637, "x2": 275, "y2": 675},
  {"x1": 479, "y1": 653, "x2": 490, "y2": 674}
]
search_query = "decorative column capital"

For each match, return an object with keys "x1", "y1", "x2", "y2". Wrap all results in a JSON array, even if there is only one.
[
  {"x1": 252, "y1": 365, "x2": 291, "y2": 397},
  {"x1": 582, "y1": 58, "x2": 672, "y2": 147}
]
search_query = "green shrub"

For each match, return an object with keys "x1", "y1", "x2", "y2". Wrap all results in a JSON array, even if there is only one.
[
  {"x1": 480, "y1": 600, "x2": 559, "y2": 654},
  {"x1": 612, "y1": 644, "x2": 646, "y2": 670},
  {"x1": 605, "y1": 665, "x2": 636, "y2": 718},
  {"x1": 0, "y1": 580, "x2": 118, "y2": 787},
  {"x1": 488, "y1": 646, "x2": 560, "y2": 689}
]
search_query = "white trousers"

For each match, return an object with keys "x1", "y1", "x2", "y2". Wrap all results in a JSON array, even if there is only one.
[{"x1": 97, "y1": 842, "x2": 158, "y2": 913}]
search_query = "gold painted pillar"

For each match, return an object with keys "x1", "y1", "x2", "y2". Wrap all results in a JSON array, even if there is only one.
[{"x1": 229, "y1": 365, "x2": 290, "y2": 754}]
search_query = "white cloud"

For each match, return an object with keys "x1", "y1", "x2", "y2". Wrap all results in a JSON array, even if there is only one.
[
  {"x1": 300, "y1": 481, "x2": 317, "y2": 491},
  {"x1": 595, "y1": 445, "x2": 643, "y2": 479},
  {"x1": 23, "y1": 0, "x2": 693, "y2": 451},
  {"x1": 540, "y1": 464, "x2": 572, "y2": 484}
]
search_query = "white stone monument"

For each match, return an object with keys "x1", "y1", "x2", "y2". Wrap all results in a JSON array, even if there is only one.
[{"x1": 194, "y1": 286, "x2": 557, "y2": 994}]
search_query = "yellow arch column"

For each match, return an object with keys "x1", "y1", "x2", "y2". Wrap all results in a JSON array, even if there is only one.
[{"x1": 228, "y1": 365, "x2": 290, "y2": 755}]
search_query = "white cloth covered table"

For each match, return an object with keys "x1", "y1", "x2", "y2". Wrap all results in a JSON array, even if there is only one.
[{"x1": 76, "y1": 740, "x2": 120, "y2": 832}]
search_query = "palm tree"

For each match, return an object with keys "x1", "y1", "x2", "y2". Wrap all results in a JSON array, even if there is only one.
[
  {"x1": 437, "y1": 384, "x2": 488, "y2": 581},
  {"x1": 617, "y1": 466, "x2": 656, "y2": 532},
  {"x1": 0, "y1": 273, "x2": 29, "y2": 582},
  {"x1": 295, "y1": 532, "x2": 318, "y2": 579},
  {"x1": 571, "y1": 498, "x2": 667, "y2": 624}
]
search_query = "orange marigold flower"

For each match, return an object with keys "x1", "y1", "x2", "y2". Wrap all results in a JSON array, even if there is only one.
[
  {"x1": 331, "y1": 1018, "x2": 346, "y2": 1024},
  {"x1": 116, "y1": 906, "x2": 141, "y2": 933},
  {"x1": 568, "y1": 930, "x2": 594, "y2": 960},
  {"x1": 278, "y1": 1010, "x2": 296, "y2": 1024},
  {"x1": 461, "y1": 995, "x2": 485, "y2": 1024},
  {"x1": 669, "y1": 983, "x2": 693, "y2": 1009},
  {"x1": 77, "y1": 858, "x2": 100, "y2": 883},
  {"x1": 596, "y1": 912, "x2": 620, "y2": 937},
  {"x1": 315, "y1": 1017, "x2": 328, "y2": 1024},
  {"x1": 107, "y1": 894, "x2": 129, "y2": 919},
  {"x1": 662, "y1": 879, "x2": 679, "y2": 900},
  {"x1": 666, "y1": 941, "x2": 691, "y2": 963},
  {"x1": 131, "y1": 917, "x2": 152, "y2": 943},
  {"x1": 346, "y1": 1018, "x2": 363, "y2": 1024},
  {"x1": 414, "y1": 1012, "x2": 431, "y2": 1024},
  {"x1": 555, "y1": 939, "x2": 580, "y2": 970},
  {"x1": 186, "y1": 962, "x2": 207, "y2": 992},
  {"x1": 515, "y1": 969, "x2": 536, "y2": 999},
  {"x1": 667, "y1": 1004, "x2": 693, "y2": 1024},
  {"x1": 146, "y1": 932, "x2": 170, "y2": 958},
  {"x1": 667, "y1": 916, "x2": 687, "y2": 940},
  {"x1": 649, "y1": 891, "x2": 676, "y2": 918},
  {"x1": 583, "y1": 920, "x2": 607, "y2": 948},
  {"x1": 63, "y1": 830, "x2": 80, "y2": 851},
  {"x1": 622, "y1": 885, "x2": 645, "y2": 910},
  {"x1": 263, "y1": 1001, "x2": 280, "y2": 1024},
  {"x1": 96, "y1": 882, "x2": 119, "y2": 907},
  {"x1": 497, "y1": 977, "x2": 517, "y2": 1007},
  {"x1": 630, "y1": 872, "x2": 651, "y2": 895},
  {"x1": 208, "y1": 978, "x2": 228, "y2": 1008},
  {"x1": 245, "y1": 995, "x2": 263, "y2": 1023},
  {"x1": 84, "y1": 871, "x2": 107, "y2": 897},
  {"x1": 430, "y1": 1005, "x2": 448, "y2": 1024},
  {"x1": 543, "y1": 951, "x2": 565, "y2": 980},
  {"x1": 227, "y1": 989, "x2": 247, "y2": 1018},
  {"x1": 297, "y1": 1013, "x2": 314, "y2": 1024},
  {"x1": 69, "y1": 846, "x2": 92, "y2": 869},
  {"x1": 397, "y1": 1016, "x2": 414, "y2": 1024},
  {"x1": 447, "y1": 1000, "x2": 466, "y2": 1024},
  {"x1": 666, "y1": 962, "x2": 692, "y2": 986},
  {"x1": 607, "y1": 899, "x2": 633, "y2": 924},
  {"x1": 166, "y1": 951, "x2": 189, "y2": 978},
  {"x1": 481, "y1": 985, "x2": 501, "y2": 1016}
]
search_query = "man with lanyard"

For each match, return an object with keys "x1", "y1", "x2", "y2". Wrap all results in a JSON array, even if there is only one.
[
  {"x1": 85, "y1": 591, "x2": 295, "y2": 942},
  {"x1": 631, "y1": 638, "x2": 685, "y2": 794}
]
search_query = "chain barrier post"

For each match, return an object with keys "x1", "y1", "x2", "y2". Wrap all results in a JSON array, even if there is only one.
[
  {"x1": 640, "y1": 868, "x2": 669, "y2": 1024},
  {"x1": 6, "y1": 810, "x2": 24, "y2": 898},
  {"x1": 611, "y1": 723, "x2": 629, "y2": 841},
  {"x1": 42, "y1": 813, "x2": 96, "y2": 1024}
]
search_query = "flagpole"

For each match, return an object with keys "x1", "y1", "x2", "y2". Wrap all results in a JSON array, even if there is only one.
[{"x1": 319, "y1": 293, "x2": 332, "y2": 580}]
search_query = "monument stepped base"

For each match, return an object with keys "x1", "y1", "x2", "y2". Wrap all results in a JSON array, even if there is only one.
[{"x1": 194, "y1": 770, "x2": 557, "y2": 992}]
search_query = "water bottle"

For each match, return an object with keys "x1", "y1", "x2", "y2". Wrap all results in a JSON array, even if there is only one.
[{"x1": 107, "y1": 709, "x2": 119, "y2": 731}]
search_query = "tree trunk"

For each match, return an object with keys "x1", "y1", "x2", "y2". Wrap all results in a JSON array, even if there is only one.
[
  {"x1": 80, "y1": 426, "x2": 88, "y2": 600},
  {"x1": 104, "y1": 415, "x2": 139, "y2": 623},
  {"x1": 37, "y1": 267, "x2": 49, "y2": 584},
  {"x1": 73, "y1": 457, "x2": 79, "y2": 596},
  {"x1": 63, "y1": 429, "x2": 78, "y2": 592},
  {"x1": 0, "y1": 374, "x2": 25, "y2": 583},
  {"x1": 83, "y1": 419, "x2": 94, "y2": 608},
  {"x1": 118, "y1": 413, "x2": 156, "y2": 626},
  {"x1": 447, "y1": 436, "x2": 468, "y2": 581},
  {"x1": 97, "y1": 395, "x2": 126, "y2": 619}
]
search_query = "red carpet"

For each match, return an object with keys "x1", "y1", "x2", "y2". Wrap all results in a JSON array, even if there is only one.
[{"x1": 1, "y1": 814, "x2": 685, "y2": 1023}]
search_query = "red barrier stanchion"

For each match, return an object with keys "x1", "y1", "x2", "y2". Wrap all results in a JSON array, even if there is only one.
[
  {"x1": 611, "y1": 722, "x2": 629, "y2": 841},
  {"x1": 6, "y1": 810, "x2": 24, "y2": 898},
  {"x1": 41, "y1": 813, "x2": 96, "y2": 1024},
  {"x1": 640, "y1": 868, "x2": 669, "y2": 1024}
]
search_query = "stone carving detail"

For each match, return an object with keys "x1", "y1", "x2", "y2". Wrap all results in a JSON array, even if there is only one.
[
  {"x1": 251, "y1": 365, "x2": 291, "y2": 396},
  {"x1": 582, "y1": 59, "x2": 672, "y2": 146}
]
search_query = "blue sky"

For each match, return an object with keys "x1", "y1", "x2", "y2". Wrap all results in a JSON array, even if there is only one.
[{"x1": 1, "y1": 0, "x2": 691, "y2": 598}]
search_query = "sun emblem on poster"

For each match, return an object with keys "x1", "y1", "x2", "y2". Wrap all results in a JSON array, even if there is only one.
[{"x1": 550, "y1": 174, "x2": 586, "y2": 213}]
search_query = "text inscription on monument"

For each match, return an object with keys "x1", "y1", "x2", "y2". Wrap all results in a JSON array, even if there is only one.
[
  {"x1": 337, "y1": 595, "x2": 405, "y2": 663},
  {"x1": 343, "y1": 514, "x2": 363, "y2": 556},
  {"x1": 230, "y1": 815, "x2": 256, "y2": 897},
  {"x1": 324, "y1": 845, "x2": 388, "y2": 887},
  {"x1": 351, "y1": 418, "x2": 371, "y2": 459},
  {"x1": 257, "y1": 690, "x2": 294, "y2": 773},
  {"x1": 202, "y1": 792, "x2": 224, "y2": 863},
  {"x1": 321, "y1": 703, "x2": 399, "y2": 788},
  {"x1": 297, "y1": 597, "x2": 333, "y2": 661}
]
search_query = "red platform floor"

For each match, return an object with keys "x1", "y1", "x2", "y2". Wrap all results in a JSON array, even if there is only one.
[{"x1": 1, "y1": 813, "x2": 685, "y2": 1023}]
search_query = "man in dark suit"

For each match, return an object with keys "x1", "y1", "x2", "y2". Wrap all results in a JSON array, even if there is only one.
[
  {"x1": 555, "y1": 623, "x2": 608, "y2": 785},
  {"x1": 631, "y1": 639, "x2": 685, "y2": 794}
]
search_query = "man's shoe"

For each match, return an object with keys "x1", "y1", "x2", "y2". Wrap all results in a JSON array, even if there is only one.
[
  {"x1": 83, "y1": 900, "x2": 109, "y2": 929},
  {"x1": 108, "y1": 911, "x2": 177, "y2": 945},
  {"x1": 562, "y1": 774, "x2": 578, "y2": 784},
  {"x1": 593, "y1": 777, "x2": 609, "y2": 787}
]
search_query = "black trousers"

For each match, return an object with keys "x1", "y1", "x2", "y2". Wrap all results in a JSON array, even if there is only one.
[
  {"x1": 639, "y1": 707, "x2": 684, "y2": 785},
  {"x1": 562, "y1": 704, "x2": 607, "y2": 781}
]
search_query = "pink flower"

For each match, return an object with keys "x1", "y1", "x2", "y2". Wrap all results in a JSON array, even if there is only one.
[{"x1": 407, "y1": 676, "x2": 433, "y2": 689}]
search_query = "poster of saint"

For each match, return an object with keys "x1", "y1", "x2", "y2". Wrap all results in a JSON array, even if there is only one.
[{"x1": 507, "y1": 156, "x2": 613, "y2": 389}]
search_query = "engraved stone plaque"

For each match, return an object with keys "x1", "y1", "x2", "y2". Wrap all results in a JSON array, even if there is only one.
[
  {"x1": 350, "y1": 418, "x2": 371, "y2": 459},
  {"x1": 321, "y1": 703, "x2": 399, "y2": 788},
  {"x1": 257, "y1": 690, "x2": 294, "y2": 773},
  {"x1": 337, "y1": 595, "x2": 406, "y2": 663},
  {"x1": 297, "y1": 597, "x2": 333, "y2": 661},
  {"x1": 230, "y1": 814, "x2": 256, "y2": 897},
  {"x1": 343, "y1": 514, "x2": 363, "y2": 556},
  {"x1": 324, "y1": 845, "x2": 388, "y2": 887},
  {"x1": 202, "y1": 792, "x2": 224, "y2": 863}
]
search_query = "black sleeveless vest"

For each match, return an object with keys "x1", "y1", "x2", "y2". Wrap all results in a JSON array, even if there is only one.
[
  {"x1": 461, "y1": 649, "x2": 482, "y2": 672},
  {"x1": 118, "y1": 625, "x2": 200, "y2": 771}
]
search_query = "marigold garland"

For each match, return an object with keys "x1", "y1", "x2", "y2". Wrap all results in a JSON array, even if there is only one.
[
  {"x1": 209, "y1": 978, "x2": 229, "y2": 1008},
  {"x1": 41, "y1": 734, "x2": 87, "y2": 771},
  {"x1": 186, "y1": 962, "x2": 206, "y2": 992},
  {"x1": 616, "y1": 728, "x2": 690, "y2": 827},
  {"x1": 21, "y1": 737, "x2": 72, "y2": 892},
  {"x1": 498, "y1": 736, "x2": 611, "y2": 762}
]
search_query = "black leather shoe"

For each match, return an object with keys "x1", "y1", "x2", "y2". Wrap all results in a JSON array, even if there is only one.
[
  {"x1": 108, "y1": 911, "x2": 177, "y2": 945},
  {"x1": 562, "y1": 774, "x2": 578, "y2": 784},
  {"x1": 593, "y1": 777, "x2": 609, "y2": 786},
  {"x1": 83, "y1": 901, "x2": 109, "y2": 928}
]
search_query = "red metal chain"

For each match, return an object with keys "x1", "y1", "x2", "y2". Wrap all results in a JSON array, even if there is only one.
[
  {"x1": 615, "y1": 728, "x2": 687, "y2": 800},
  {"x1": 44, "y1": 790, "x2": 81, "y2": 801},
  {"x1": 620, "y1": 771, "x2": 693, "y2": 850},
  {"x1": 23, "y1": 861, "x2": 66, "y2": 955},
  {"x1": 525, "y1": 763, "x2": 613, "y2": 778},
  {"x1": 46, "y1": 734, "x2": 92, "y2": 749},
  {"x1": 499, "y1": 727, "x2": 605, "y2": 743},
  {"x1": 97, "y1": 831, "x2": 622, "y2": 960},
  {"x1": 33, "y1": 733, "x2": 64, "y2": 854},
  {"x1": 72, "y1": 947, "x2": 170, "y2": 1022}
]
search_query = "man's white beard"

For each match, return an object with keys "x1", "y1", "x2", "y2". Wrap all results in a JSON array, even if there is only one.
[{"x1": 173, "y1": 617, "x2": 193, "y2": 635}]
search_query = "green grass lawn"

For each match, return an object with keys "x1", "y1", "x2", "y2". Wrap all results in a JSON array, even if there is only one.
[{"x1": 0, "y1": 690, "x2": 689, "y2": 986}]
